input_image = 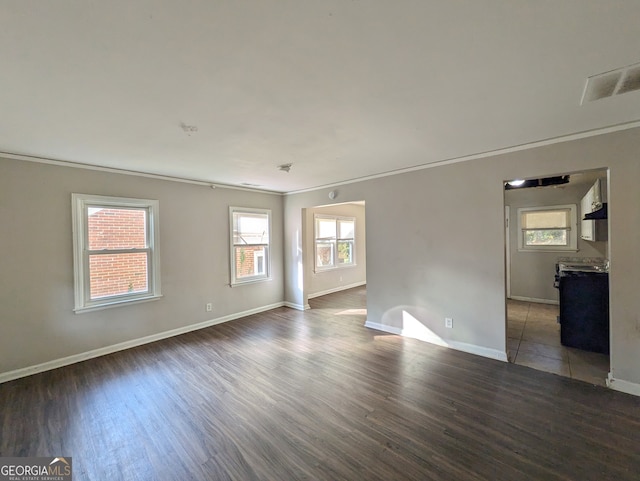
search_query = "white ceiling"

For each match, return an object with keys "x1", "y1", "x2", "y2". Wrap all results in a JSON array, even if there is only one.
[{"x1": 1, "y1": 1, "x2": 640, "y2": 193}]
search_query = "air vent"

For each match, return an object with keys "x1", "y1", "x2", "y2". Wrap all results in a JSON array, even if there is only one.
[
  {"x1": 617, "y1": 65, "x2": 640, "y2": 94},
  {"x1": 582, "y1": 72, "x2": 622, "y2": 102},
  {"x1": 581, "y1": 61, "x2": 640, "y2": 104}
]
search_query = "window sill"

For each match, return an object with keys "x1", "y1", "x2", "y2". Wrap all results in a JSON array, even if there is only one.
[
  {"x1": 230, "y1": 277, "x2": 272, "y2": 287},
  {"x1": 314, "y1": 264, "x2": 357, "y2": 274},
  {"x1": 74, "y1": 294, "x2": 163, "y2": 314},
  {"x1": 517, "y1": 248, "x2": 579, "y2": 253}
]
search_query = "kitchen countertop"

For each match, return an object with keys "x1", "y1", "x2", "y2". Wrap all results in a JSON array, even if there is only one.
[{"x1": 557, "y1": 256, "x2": 609, "y2": 273}]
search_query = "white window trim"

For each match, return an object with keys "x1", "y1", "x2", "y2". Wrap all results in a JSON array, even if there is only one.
[
  {"x1": 314, "y1": 214, "x2": 356, "y2": 272},
  {"x1": 229, "y1": 206, "x2": 272, "y2": 286},
  {"x1": 72, "y1": 193, "x2": 162, "y2": 313},
  {"x1": 517, "y1": 204, "x2": 578, "y2": 252}
]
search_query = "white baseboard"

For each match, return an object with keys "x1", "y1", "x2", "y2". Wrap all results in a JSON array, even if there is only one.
[
  {"x1": 284, "y1": 302, "x2": 310, "y2": 311},
  {"x1": 607, "y1": 373, "x2": 640, "y2": 396},
  {"x1": 509, "y1": 295, "x2": 559, "y2": 305},
  {"x1": 364, "y1": 320, "x2": 508, "y2": 363},
  {"x1": 307, "y1": 281, "x2": 367, "y2": 299},
  {"x1": 0, "y1": 302, "x2": 285, "y2": 384}
]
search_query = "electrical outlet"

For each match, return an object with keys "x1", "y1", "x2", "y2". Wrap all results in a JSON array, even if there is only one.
[
  {"x1": 445, "y1": 317, "x2": 453, "y2": 329},
  {"x1": 206, "y1": 303, "x2": 213, "y2": 312}
]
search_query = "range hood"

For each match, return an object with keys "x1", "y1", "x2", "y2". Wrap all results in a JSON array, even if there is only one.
[{"x1": 583, "y1": 203, "x2": 608, "y2": 220}]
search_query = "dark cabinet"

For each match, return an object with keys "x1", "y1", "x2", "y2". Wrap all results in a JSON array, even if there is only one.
[{"x1": 559, "y1": 272, "x2": 609, "y2": 354}]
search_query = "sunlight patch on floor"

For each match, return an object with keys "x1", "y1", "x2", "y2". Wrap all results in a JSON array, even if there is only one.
[{"x1": 335, "y1": 308, "x2": 367, "y2": 316}]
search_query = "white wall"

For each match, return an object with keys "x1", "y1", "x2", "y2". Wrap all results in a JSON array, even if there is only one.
[
  {"x1": 0, "y1": 157, "x2": 284, "y2": 376},
  {"x1": 304, "y1": 202, "x2": 366, "y2": 298},
  {"x1": 506, "y1": 178, "x2": 608, "y2": 303},
  {"x1": 3, "y1": 127, "x2": 640, "y2": 396},
  {"x1": 284, "y1": 127, "x2": 640, "y2": 391}
]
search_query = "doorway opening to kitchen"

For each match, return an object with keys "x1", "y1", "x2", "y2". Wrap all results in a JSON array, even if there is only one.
[{"x1": 504, "y1": 168, "x2": 610, "y2": 386}]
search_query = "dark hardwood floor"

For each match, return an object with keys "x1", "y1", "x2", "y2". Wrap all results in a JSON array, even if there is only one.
[{"x1": 1, "y1": 286, "x2": 639, "y2": 480}]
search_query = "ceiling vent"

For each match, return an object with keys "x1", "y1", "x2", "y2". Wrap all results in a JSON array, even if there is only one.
[
  {"x1": 581, "y1": 61, "x2": 640, "y2": 104},
  {"x1": 617, "y1": 65, "x2": 640, "y2": 95}
]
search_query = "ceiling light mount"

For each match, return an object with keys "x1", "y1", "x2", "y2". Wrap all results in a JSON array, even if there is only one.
[
  {"x1": 505, "y1": 175, "x2": 570, "y2": 190},
  {"x1": 180, "y1": 122, "x2": 198, "y2": 133}
]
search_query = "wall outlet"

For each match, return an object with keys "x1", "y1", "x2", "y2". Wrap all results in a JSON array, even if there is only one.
[
  {"x1": 206, "y1": 303, "x2": 213, "y2": 312},
  {"x1": 445, "y1": 317, "x2": 453, "y2": 329}
]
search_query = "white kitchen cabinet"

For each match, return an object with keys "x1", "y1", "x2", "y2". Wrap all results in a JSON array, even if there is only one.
[{"x1": 580, "y1": 178, "x2": 607, "y2": 242}]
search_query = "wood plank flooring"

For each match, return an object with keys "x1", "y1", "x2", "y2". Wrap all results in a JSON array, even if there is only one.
[{"x1": 1, "y1": 286, "x2": 639, "y2": 480}]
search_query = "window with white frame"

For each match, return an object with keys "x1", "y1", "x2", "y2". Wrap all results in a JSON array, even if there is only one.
[
  {"x1": 314, "y1": 215, "x2": 355, "y2": 271},
  {"x1": 517, "y1": 205, "x2": 577, "y2": 251},
  {"x1": 230, "y1": 207, "x2": 271, "y2": 285},
  {"x1": 72, "y1": 194, "x2": 161, "y2": 312}
]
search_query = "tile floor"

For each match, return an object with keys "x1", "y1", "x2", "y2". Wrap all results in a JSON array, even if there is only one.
[{"x1": 507, "y1": 299, "x2": 610, "y2": 386}]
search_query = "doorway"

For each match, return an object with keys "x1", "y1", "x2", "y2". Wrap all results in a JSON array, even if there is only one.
[
  {"x1": 504, "y1": 169, "x2": 610, "y2": 386},
  {"x1": 303, "y1": 201, "x2": 367, "y2": 304}
]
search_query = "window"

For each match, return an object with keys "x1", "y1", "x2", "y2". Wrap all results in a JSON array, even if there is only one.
[
  {"x1": 314, "y1": 215, "x2": 355, "y2": 271},
  {"x1": 230, "y1": 207, "x2": 271, "y2": 285},
  {"x1": 72, "y1": 194, "x2": 161, "y2": 312},
  {"x1": 517, "y1": 205, "x2": 577, "y2": 251}
]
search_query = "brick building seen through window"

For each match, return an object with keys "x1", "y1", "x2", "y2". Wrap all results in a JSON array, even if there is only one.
[
  {"x1": 234, "y1": 245, "x2": 266, "y2": 278},
  {"x1": 88, "y1": 208, "x2": 148, "y2": 299}
]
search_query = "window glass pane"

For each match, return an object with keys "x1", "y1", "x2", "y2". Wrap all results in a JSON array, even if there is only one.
[
  {"x1": 89, "y1": 252, "x2": 148, "y2": 299},
  {"x1": 316, "y1": 218, "x2": 336, "y2": 239},
  {"x1": 254, "y1": 251, "x2": 265, "y2": 275},
  {"x1": 234, "y1": 246, "x2": 268, "y2": 278},
  {"x1": 88, "y1": 207, "x2": 147, "y2": 250},
  {"x1": 234, "y1": 213, "x2": 269, "y2": 245},
  {"x1": 338, "y1": 220, "x2": 355, "y2": 239},
  {"x1": 316, "y1": 243, "x2": 334, "y2": 267},
  {"x1": 524, "y1": 229, "x2": 568, "y2": 246},
  {"x1": 521, "y1": 210, "x2": 569, "y2": 229},
  {"x1": 337, "y1": 240, "x2": 354, "y2": 264}
]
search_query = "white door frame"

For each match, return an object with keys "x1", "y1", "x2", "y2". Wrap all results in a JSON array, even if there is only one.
[{"x1": 505, "y1": 205, "x2": 511, "y2": 299}]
